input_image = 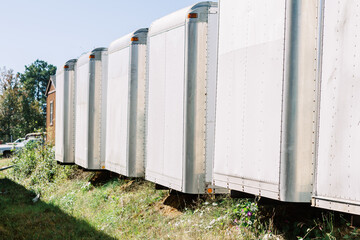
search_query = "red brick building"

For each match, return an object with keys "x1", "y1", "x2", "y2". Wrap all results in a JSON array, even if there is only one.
[{"x1": 45, "y1": 75, "x2": 56, "y2": 144}]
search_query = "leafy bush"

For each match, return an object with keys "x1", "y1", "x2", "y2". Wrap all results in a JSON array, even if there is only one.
[
  {"x1": 11, "y1": 140, "x2": 42, "y2": 178},
  {"x1": 230, "y1": 199, "x2": 259, "y2": 227},
  {"x1": 229, "y1": 199, "x2": 260, "y2": 228},
  {"x1": 11, "y1": 142, "x2": 75, "y2": 189}
]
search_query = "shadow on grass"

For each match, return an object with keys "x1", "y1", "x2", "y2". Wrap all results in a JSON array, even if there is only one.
[
  {"x1": 162, "y1": 190, "x2": 202, "y2": 211},
  {"x1": 0, "y1": 178, "x2": 115, "y2": 240}
]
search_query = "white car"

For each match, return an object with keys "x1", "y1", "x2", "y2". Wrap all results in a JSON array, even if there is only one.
[
  {"x1": 0, "y1": 138, "x2": 41, "y2": 157},
  {"x1": 0, "y1": 144, "x2": 15, "y2": 158},
  {"x1": 15, "y1": 138, "x2": 41, "y2": 151},
  {"x1": 6, "y1": 138, "x2": 25, "y2": 145}
]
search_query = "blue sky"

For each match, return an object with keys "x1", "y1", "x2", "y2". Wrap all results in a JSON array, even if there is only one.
[{"x1": 0, "y1": 0, "x2": 216, "y2": 73}]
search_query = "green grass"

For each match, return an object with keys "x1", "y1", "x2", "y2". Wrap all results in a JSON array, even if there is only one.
[
  {"x1": 0, "y1": 157, "x2": 12, "y2": 178},
  {"x1": 41, "y1": 174, "x2": 265, "y2": 239},
  {"x1": 0, "y1": 178, "x2": 115, "y2": 240},
  {"x1": 1, "y1": 144, "x2": 360, "y2": 239}
]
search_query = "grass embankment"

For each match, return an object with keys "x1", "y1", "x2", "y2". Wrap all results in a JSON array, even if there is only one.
[{"x1": 0, "y1": 144, "x2": 360, "y2": 239}]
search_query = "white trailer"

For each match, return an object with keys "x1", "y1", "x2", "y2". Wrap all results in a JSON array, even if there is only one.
[
  {"x1": 75, "y1": 48, "x2": 108, "y2": 170},
  {"x1": 55, "y1": 59, "x2": 77, "y2": 164},
  {"x1": 313, "y1": 0, "x2": 360, "y2": 215},
  {"x1": 145, "y1": 2, "x2": 219, "y2": 194},
  {"x1": 213, "y1": 0, "x2": 319, "y2": 202},
  {"x1": 105, "y1": 29, "x2": 148, "y2": 177}
]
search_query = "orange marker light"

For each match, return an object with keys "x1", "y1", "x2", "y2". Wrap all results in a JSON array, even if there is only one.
[
  {"x1": 102, "y1": 166, "x2": 105, "y2": 169},
  {"x1": 64, "y1": 65, "x2": 69, "y2": 69},
  {"x1": 131, "y1": 37, "x2": 139, "y2": 42},
  {"x1": 188, "y1": 13, "x2": 198, "y2": 19},
  {"x1": 89, "y1": 55, "x2": 95, "y2": 59},
  {"x1": 207, "y1": 188, "x2": 213, "y2": 194}
]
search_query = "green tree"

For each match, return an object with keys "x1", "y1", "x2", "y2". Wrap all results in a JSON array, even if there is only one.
[
  {"x1": 17, "y1": 88, "x2": 43, "y2": 136},
  {"x1": 19, "y1": 60, "x2": 56, "y2": 127},
  {"x1": 0, "y1": 68, "x2": 23, "y2": 142},
  {"x1": 0, "y1": 61, "x2": 54, "y2": 142}
]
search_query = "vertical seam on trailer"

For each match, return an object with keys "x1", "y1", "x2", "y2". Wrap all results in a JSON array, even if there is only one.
[
  {"x1": 126, "y1": 43, "x2": 133, "y2": 176},
  {"x1": 204, "y1": 23, "x2": 208, "y2": 191},
  {"x1": 72, "y1": 67, "x2": 76, "y2": 162},
  {"x1": 310, "y1": 0, "x2": 321, "y2": 197},
  {"x1": 102, "y1": 51, "x2": 108, "y2": 169},
  {"x1": 181, "y1": 21, "x2": 188, "y2": 192},
  {"x1": 98, "y1": 57, "x2": 103, "y2": 169},
  {"x1": 204, "y1": 6, "x2": 218, "y2": 191},
  {"x1": 241, "y1": 0, "x2": 249, "y2": 191},
  {"x1": 62, "y1": 72, "x2": 66, "y2": 162},
  {"x1": 204, "y1": 7, "x2": 210, "y2": 192},
  {"x1": 348, "y1": 1, "x2": 360, "y2": 201},
  {"x1": 87, "y1": 59, "x2": 93, "y2": 169},
  {"x1": 139, "y1": 42, "x2": 147, "y2": 177},
  {"x1": 163, "y1": 32, "x2": 168, "y2": 188},
  {"x1": 278, "y1": 0, "x2": 288, "y2": 200},
  {"x1": 348, "y1": 2, "x2": 357, "y2": 200},
  {"x1": 125, "y1": 43, "x2": 138, "y2": 176},
  {"x1": 144, "y1": 35, "x2": 150, "y2": 182},
  {"x1": 212, "y1": 1, "x2": 221, "y2": 188},
  {"x1": 227, "y1": 0, "x2": 231, "y2": 189},
  {"x1": 101, "y1": 51, "x2": 109, "y2": 169}
]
